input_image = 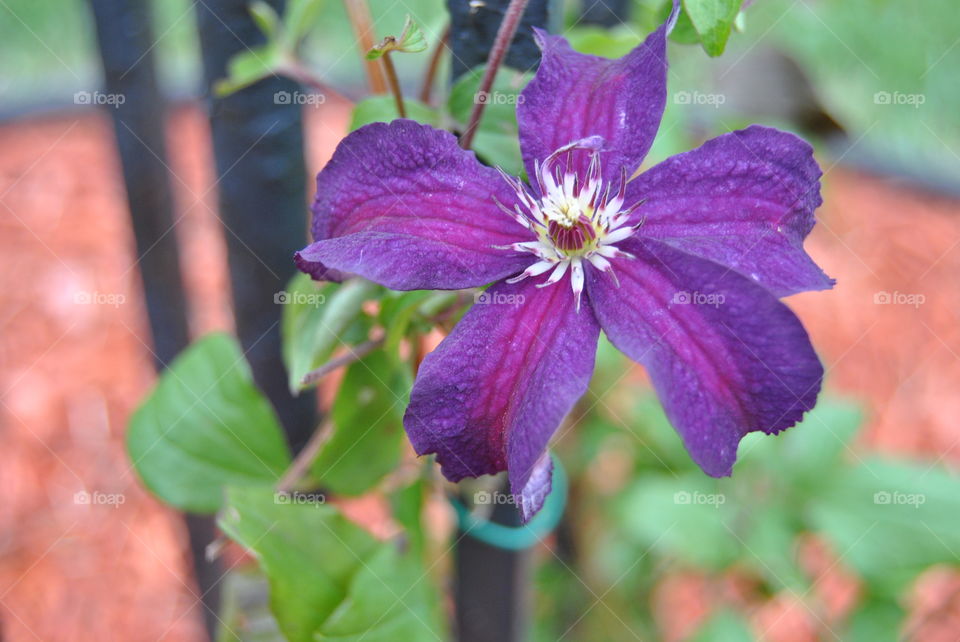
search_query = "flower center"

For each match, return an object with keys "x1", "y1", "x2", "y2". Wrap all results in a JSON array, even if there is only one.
[
  {"x1": 547, "y1": 218, "x2": 597, "y2": 253},
  {"x1": 492, "y1": 136, "x2": 645, "y2": 310}
]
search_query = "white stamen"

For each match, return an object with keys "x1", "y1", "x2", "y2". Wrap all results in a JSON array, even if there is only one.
[
  {"x1": 507, "y1": 259, "x2": 555, "y2": 284},
  {"x1": 490, "y1": 139, "x2": 645, "y2": 308},
  {"x1": 537, "y1": 260, "x2": 569, "y2": 287},
  {"x1": 570, "y1": 258, "x2": 585, "y2": 311},
  {"x1": 596, "y1": 244, "x2": 635, "y2": 260},
  {"x1": 602, "y1": 226, "x2": 635, "y2": 244}
]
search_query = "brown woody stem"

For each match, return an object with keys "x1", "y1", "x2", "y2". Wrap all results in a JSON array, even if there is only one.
[
  {"x1": 420, "y1": 23, "x2": 450, "y2": 104},
  {"x1": 300, "y1": 337, "x2": 385, "y2": 388},
  {"x1": 276, "y1": 420, "x2": 333, "y2": 493},
  {"x1": 381, "y1": 51, "x2": 407, "y2": 118},
  {"x1": 459, "y1": 0, "x2": 530, "y2": 150},
  {"x1": 342, "y1": 0, "x2": 387, "y2": 93}
]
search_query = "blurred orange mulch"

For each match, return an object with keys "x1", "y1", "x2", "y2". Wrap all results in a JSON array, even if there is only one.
[{"x1": 0, "y1": 102, "x2": 958, "y2": 641}]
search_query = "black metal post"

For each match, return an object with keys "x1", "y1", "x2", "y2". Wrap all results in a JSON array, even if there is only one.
[
  {"x1": 579, "y1": 0, "x2": 631, "y2": 26},
  {"x1": 195, "y1": 0, "x2": 317, "y2": 453},
  {"x1": 455, "y1": 480, "x2": 531, "y2": 642},
  {"x1": 447, "y1": 0, "x2": 555, "y2": 80},
  {"x1": 87, "y1": 0, "x2": 189, "y2": 369},
  {"x1": 87, "y1": 2, "x2": 221, "y2": 639},
  {"x1": 445, "y1": 4, "x2": 553, "y2": 639}
]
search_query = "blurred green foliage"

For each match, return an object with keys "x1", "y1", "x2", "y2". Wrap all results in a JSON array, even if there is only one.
[
  {"x1": 531, "y1": 345, "x2": 960, "y2": 641},
  {"x1": 36, "y1": 0, "x2": 956, "y2": 637},
  {"x1": 5, "y1": 0, "x2": 956, "y2": 181}
]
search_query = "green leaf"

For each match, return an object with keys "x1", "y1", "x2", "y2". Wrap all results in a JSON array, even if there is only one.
[
  {"x1": 664, "y1": 2, "x2": 701, "y2": 45},
  {"x1": 761, "y1": 0, "x2": 960, "y2": 184},
  {"x1": 249, "y1": 1, "x2": 281, "y2": 39},
  {"x1": 281, "y1": 0, "x2": 325, "y2": 48},
  {"x1": 349, "y1": 95, "x2": 438, "y2": 130},
  {"x1": 396, "y1": 16, "x2": 427, "y2": 54},
  {"x1": 683, "y1": 0, "x2": 743, "y2": 56},
  {"x1": 315, "y1": 545, "x2": 440, "y2": 641},
  {"x1": 809, "y1": 458, "x2": 960, "y2": 595},
  {"x1": 127, "y1": 333, "x2": 291, "y2": 513},
  {"x1": 280, "y1": 275, "x2": 376, "y2": 394},
  {"x1": 216, "y1": 567, "x2": 284, "y2": 642},
  {"x1": 566, "y1": 26, "x2": 643, "y2": 58},
  {"x1": 311, "y1": 350, "x2": 410, "y2": 495},
  {"x1": 845, "y1": 597, "x2": 904, "y2": 642},
  {"x1": 216, "y1": 0, "x2": 323, "y2": 98},
  {"x1": 218, "y1": 487, "x2": 444, "y2": 642},
  {"x1": 366, "y1": 15, "x2": 428, "y2": 59},
  {"x1": 214, "y1": 45, "x2": 282, "y2": 97},
  {"x1": 377, "y1": 291, "x2": 434, "y2": 356},
  {"x1": 615, "y1": 474, "x2": 741, "y2": 569},
  {"x1": 390, "y1": 474, "x2": 427, "y2": 557},
  {"x1": 447, "y1": 65, "x2": 531, "y2": 176},
  {"x1": 689, "y1": 610, "x2": 755, "y2": 642},
  {"x1": 740, "y1": 504, "x2": 806, "y2": 591},
  {"x1": 736, "y1": 399, "x2": 863, "y2": 491}
]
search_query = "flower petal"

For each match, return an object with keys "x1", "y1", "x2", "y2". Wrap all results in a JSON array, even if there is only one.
[
  {"x1": 517, "y1": 0, "x2": 679, "y2": 185},
  {"x1": 296, "y1": 119, "x2": 534, "y2": 290},
  {"x1": 585, "y1": 238, "x2": 823, "y2": 477},
  {"x1": 628, "y1": 126, "x2": 833, "y2": 297},
  {"x1": 404, "y1": 277, "x2": 599, "y2": 521}
]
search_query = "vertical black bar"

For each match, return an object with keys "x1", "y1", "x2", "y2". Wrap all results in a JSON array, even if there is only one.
[
  {"x1": 444, "y1": 3, "x2": 553, "y2": 638},
  {"x1": 579, "y1": 0, "x2": 631, "y2": 26},
  {"x1": 447, "y1": 0, "x2": 554, "y2": 80},
  {"x1": 455, "y1": 480, "x2": 530, "y2": 642},
  {"x1": 88, "y1": 0, "x2": 189, "y2": 369},
  {"x1": 195, "y1": 0, "x2": 317, "y2": 453},
  {"x1": 87, "y1": 2, "x2": 220, "y2": 639}
]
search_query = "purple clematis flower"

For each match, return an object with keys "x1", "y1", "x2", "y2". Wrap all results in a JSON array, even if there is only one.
[{"x1": 295, "y1": 2, "x2": 833, "y2": 522}]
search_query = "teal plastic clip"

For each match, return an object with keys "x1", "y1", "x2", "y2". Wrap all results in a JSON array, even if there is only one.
[{"x1": 449, "y1": 454, "x2": 568, "y2": 551}]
